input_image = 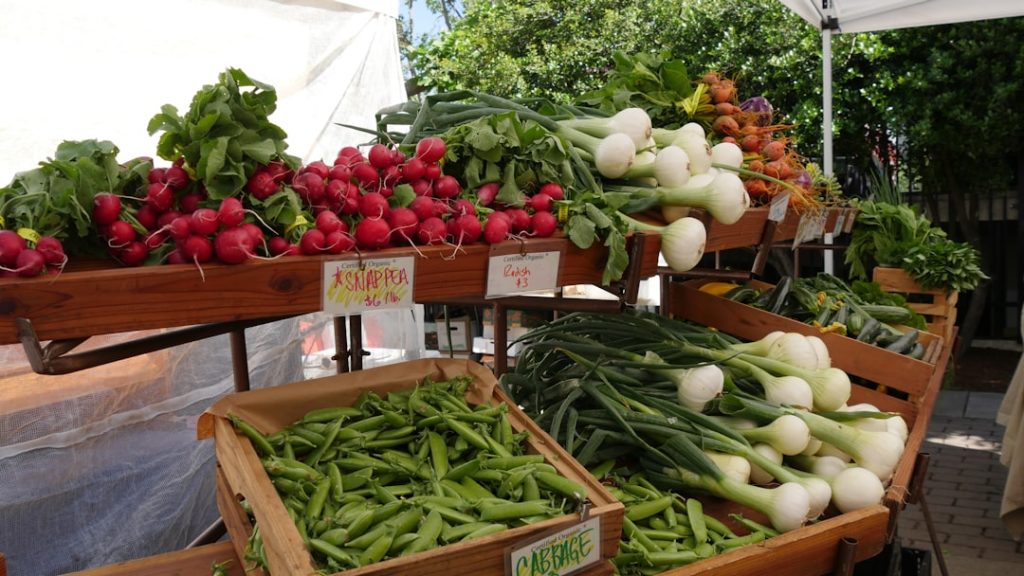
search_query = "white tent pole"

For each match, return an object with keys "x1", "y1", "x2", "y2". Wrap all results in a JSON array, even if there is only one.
[{"x1": 822, "y1": 28, "x2": 833, "y2": 177}]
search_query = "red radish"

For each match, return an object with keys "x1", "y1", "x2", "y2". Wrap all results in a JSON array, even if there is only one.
[
  {"x1": 416, "y1": 217, "x2": 447, "y2": 245},
  {"x1": 144, "y1": 230, "x2": 168, "y2": 249},
  {"x1": 8, "y1": 248, "x2": 47, "y2": 277},
  {"x1": 401, "y1": 158, "x2": 426, "y2": 181},
  {"x1": 304, "y1": 161, "x2": 330, "y2": 179},
  {"x1": 214, "y1": 227, "x2": 257, "y2": 264},
  {"x1": 179, "y1": 192, "x2": 203, "y2": 213},
  {"x1": 410, "y1": 179, "x2": 432, "y2": 197},
  {"x1": 190, "y1": 208, "x2": 220, "y2": 236},
  {"x1": 164, "y1": 165, "x2": 189, "y2": 190},
  {"x1": 107, "y1": 221, "x2": 137, "y2": 247},
  {"x1": 217, "y1": 197, "x2": 246, "y2": 228},
  {"x1": 0, "y1": 231, "x2": 26, "y2": 267},
  {"x1": 328, "y1": 164, "x2": 352, "y2": 182},
  {"x1": 483, "y1": 214, "x2": 511, "y2": 244},
  {"x1": 315, "y1": 211, "x2": 345, "y2": 235},
  {"x1": 293, "y1": 172, "x2": 326, "y2": 205},
  {"x1": 246, "y1": 170, "x2": 278, "y2": 200},
  {"x1": 136, "y1": 204, "x2": 159, "y2": 230},
  {"x1": 415, "y1": 137, "x2": 446, "y2": 163},
  {"x1": 423, "y1": 163, "x2": 442, "y2": 181},
  {"x1": 352, "y1": 163, "x2": 379, "y2": 188},
  {"x1": 157, "y1": 210, "x2": 182, "y2": 229},
  {"x1": 35, "y1": 236, "x2": 65, "y2": 267},
  {"x1": 325, "y1": 179, "x2": 347, "y2": 207},
  {"x1": 382, "y1": 165, "x2": 402, "y2": 186},
  {"x1": 167, "y1": 250, "x2": 188, "y2": 265},
  {"x1": 433, "y1": 176, "x2": 461, "y2": 200},
  {"x1": 451, "y1": 214, "x2": 482, "y2": 244},
  {"x1": 452, "y1": 198, "x2": 476, "y2": 217},
  {"x1": 146, "y1": 183, "x2": 174, "y2": 212},
  {"x1": 538, "y1": 183, "x2": 564, "y2": 201},
  {"x1": 387, "y1": 207, "x2": 419, "y2": 243},
  {"x1": 267, "y1": 236, "x2": 291, "y2": 256},
  {"x1": 354, "y1": 218, "x2": 392, "y2": 250},
  {"x1": 182, "y1": 235, "x2": 213, "y2": 263},
  {"x1": 368, "y1": 144, "x2": 394, "y2": 169},
  {"x1": 340, "y1": 189, "x2": 361, "y2": 215},
  {"x1": 241, "y1": 223, "x2": 265, "y2": 248},
  {"x1": 476, "y1": 183, "x2": 499, "y2": 206},
  {"x1": 266, "y1": 161, "x2": 293, "y2": 183},
  {"x1": 92, "y1": 193, "x2": 122, "y2": 226},
  {"x1": 299, "y1": 229, "x2": 327, "y2": 255},
  {"x1": 391, "y1": 148, "x2": 407, "y2": 166},
  {"x1": 334, "y1": 146, "x2": 364, "y2": 167},
  {"x1": 117, "y1": 241, "x2": 149, "y2": 267},
  {"x1": 530, "y1": 211, "x2": 558, "y2": 237},
  {"x1": 378, "y1": 187, "x2": 394, "y2": 199},
  {"x1": 148, "y1": 168, "x2": 168, "y2": 185},
  {"x1": 359, "y1": 192, "x2": 390, "y2": 219},
  {"x1": 410, "y1": 196, "x2": 438, "y2": 221},
  {"x1": 529, "y1": 193, "x2": 554, "y2": 213},
  {"x1": 165, "y1": 217, "x2": 191, "y2": 242},
  {"x1": 324, "y1": 231, "x2": 355, "y2": 255},
  {"x1": 506, "y1": 208, "x2": 531, "y2": 233}
]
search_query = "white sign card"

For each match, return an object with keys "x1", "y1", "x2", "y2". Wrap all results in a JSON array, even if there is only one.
[
  {"x1": 486, "y1": 250, "x2": 561, "y2": 298},
  {"x1": 768, "y1": 192, "x2": 790, "y2": 223},
  {"x1": 322, "y1": 256, "x2": 415, "y2": 315},
  {"x1": 508, "y1": 515, "x2": 602, "y2": 576}
]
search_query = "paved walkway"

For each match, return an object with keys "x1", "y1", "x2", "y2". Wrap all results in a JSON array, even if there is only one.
[{"x1": 897, "y1": 390, "x2": 1024, "y2": 575}]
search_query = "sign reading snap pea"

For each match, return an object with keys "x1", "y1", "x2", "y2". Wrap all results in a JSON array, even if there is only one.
[
  {"x1": 508, "y1": 516, "x2": 602, "y2": 576},
  {"x1": 322, "y1": 256, "x2": 415, "y2": 315}
]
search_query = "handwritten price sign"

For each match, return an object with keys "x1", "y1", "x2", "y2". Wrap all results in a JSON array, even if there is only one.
[
  {"x1": 322, "y1": 256, "x2": 415, "y2": 315},
  {"x1": 486, "y1": 251, "x2": 560, "y2": 298},
  {"x1": 509, "y1": 515, "x2": 602, "y2": 576}
]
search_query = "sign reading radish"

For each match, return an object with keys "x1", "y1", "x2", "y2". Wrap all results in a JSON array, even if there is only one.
[
  {"x1": 486, "y1": 251, "x2": 560, "y2": 298},
  {"x1": 322, "y1": 256, "x2": 414, "y2": 315}
]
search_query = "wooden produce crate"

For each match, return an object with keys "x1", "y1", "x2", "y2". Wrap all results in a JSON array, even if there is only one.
[
  {"x1": 873, "y1": 267, "x2": 957, "y2": 343},
  {"x1": 663, "y1": 282, "x2": 953, "y2": 575},
  {"x1": 197, "y1": 358, "x2": 623, "y2": 576}
]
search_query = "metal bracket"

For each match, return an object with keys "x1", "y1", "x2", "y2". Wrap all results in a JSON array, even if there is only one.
[
  {"x1": 834, "y1": 537, "x2": 858, "y2": 576},
  {"x1": 15, "y1": 315, "x2": 295, "y2": 376}
]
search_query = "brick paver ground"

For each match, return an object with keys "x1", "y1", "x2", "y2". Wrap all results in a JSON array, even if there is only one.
[{"x1": 897, "y1": 410, "x2": 1024, "y2": 572}]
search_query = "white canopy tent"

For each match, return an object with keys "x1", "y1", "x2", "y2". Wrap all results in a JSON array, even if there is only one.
[{"x1": 777, "y1": 0, "x2": 1024, "y2": 175}]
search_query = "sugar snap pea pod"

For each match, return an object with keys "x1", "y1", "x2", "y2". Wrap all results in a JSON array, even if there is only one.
[
  {"x1": 381, "y1": 410, "x2": 408, "y2": 427},
  {"x1": 534, "y1": 470, "x2": 587, "y2": 502},
  {"x1": 305, "y1": 418, "x2": 342, "y2": 467},
  {"x1": 686, "y1": 498, "x2": 707, "y2": 544},
  {"x1": 345, "y1": 414, "x2": 389, "y2": 432},
  {"x1": 263, "y1": 457, "x2": 321, "y2": 483},
  {"x1": 288, "y1": 426, "x2": 326, "y2": 446},
  {"x1": 276, "y1": 457, "x2": 322, "y2": 479},
  {"x1": 483, "y1": 431, "x2": 514, "y2": 458},
  {"x1": 345, "y1": 509, "x2": 377, "y2": 540},
  {"x1": 443, "y1": 459, "x2": 481, "y2": 482},
  {"x1": 478, "y1": 500, "x2": 551, "y2": 522},
  {"x1": 701, "y1": 514, "x2": 737, "y2": 539},
  {"x1": 388, "y1": 532, "x2": 421, "y2": 555},
  {"x1": 229, "y1": 414, "x2": 275, "y2": 457},
  {"x1": 444, "y1": 417, "x2": 491, "y2": 451},
  {"x1": 364, "y1": 436, "x2": 417, "y2": 449},
  {"x1": 369, "y1": 500, "x2": 404, "y2": 524},
  {"x1": 642, "y1": 529, "x2": 688, "y2": 541},
  {"x1": 648, "y1": 517, "x2": 669, "y2": 531},
  {"x1": 728, "y1": 513, "x2": 779, "y2": 538},
  {"x1": 421, "y1": 502, "x2": 477, "y2": 524},
  {"x1": 470, "y1": 468, "x2": 505, "y2": 483},
  {"x1": 327, "y1": 462, "x2": 344, "y2": 502},
  {"x1": 718, "y1": 531, "x2": 766, "y2": 549},
  {"x1": 340, "y1": 468, "x2": 374, "y2": 491},
  {"x1": 306, "y1": 478, "x2": 332, "y2": 521},
  {"x1": 428, "y1": 431, "x2": 449, "y2": 479},
  {"x1": 378, "y1": 425, "x2": 417, "y2": 440},
  {"x1": 358, "y1": 531, "x2": 395, "y2": 566},
  {"x1": 645, "y1": 550, "x2": 700, "y2": 566},
  {"x1": 521, "y1": 473, "x2": 540, "y2": 502},
  {"x1": 461, "y1": 523, "x2": 508, "y2": 541},
  {"x1": 442, "y1": 521, "x2": 492, "y2": 542},
  {"x1": 272, "y1": 477, "x2": 308, "y2": 501},
  {"x1": 303, "y1": 406, "x2": 362, "y2": 423},
  {"x1": 499, "y1": 411, "x2": 514, "y2": 451},
  {"x1": 622, "y1": 517, "x2": 659, "y2": 553},
  {"x1": 309, "y1": 538, "x2": 358, "y2": 567},
  {"x1": 459, "y1": 476, "x2": 495, "y2": 500},
  {"x1": 626, "y1": 496, "x2": 673, "y2": 522},
  {"x1": 281, "y1": 440, "x2": 296, "y2": 460},
  {"x1": 318, "y1": 527, "x2": 349, "y2": 547},
  {"x1": 401, "y1": 509, "x2": 444, "y2": 556},
  {"x1": 480, "y1": 455, "x2": 546, "y2": 469}
]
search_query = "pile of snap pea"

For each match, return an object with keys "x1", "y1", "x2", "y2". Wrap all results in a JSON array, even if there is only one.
[
  {"x1": 228, "y1": 376, "x2": 588, "y2": 573},
  {"x1": 591, "y1": 461, "x2": 772, "y2": 576}
]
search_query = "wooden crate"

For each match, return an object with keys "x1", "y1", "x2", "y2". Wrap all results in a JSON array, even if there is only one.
[
  {"x1": 873, "y1": 267, "x2": 957, "y2": 343},
  {"x1": 197, "y1": 358, "x2": 623, "y2": 576},
  {"x1": 662, "y1": 281, "x2": 953, "y2": 575}
]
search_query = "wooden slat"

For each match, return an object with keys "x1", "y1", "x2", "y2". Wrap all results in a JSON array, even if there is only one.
[
  {"x1": 0, "y1": 234, "x2": 661, "y2": 346},
  {"x1": 61, "y1": 542, "x2": 244, "y2": 576},
  {"x1": 661, "y1": 506, "x2": 888, "y2": 576},
  {"x1": 698, "y1": 208, "x2": 770, "y2": 252},
  {"x1": 669, "y1": 280, "x2": 938, "y2": 396}
]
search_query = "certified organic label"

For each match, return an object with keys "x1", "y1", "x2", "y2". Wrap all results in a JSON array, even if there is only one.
[
  {"x1": 486, "y1": 251, "x2": 560, "y2": 298},
  {"x1": 768, "y1": 192, "x2": 789, "y2": 222},
  {"x1": 322, "y1": 256, "x2": 414, "y2": 315},
  {"x1": 509, "y1": 516, "x2": 602, "y2": 576}
]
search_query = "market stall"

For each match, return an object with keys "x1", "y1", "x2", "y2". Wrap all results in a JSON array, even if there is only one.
[{"x1": 0, "y1": 5, "x2": 966, "y2": 576}]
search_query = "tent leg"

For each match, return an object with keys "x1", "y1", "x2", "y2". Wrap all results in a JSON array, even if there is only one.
[{"x1": 822, "y1": 28, "x2": 833, "y2": 177}]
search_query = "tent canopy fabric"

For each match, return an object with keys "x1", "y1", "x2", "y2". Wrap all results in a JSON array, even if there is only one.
[{"x1": 779, "y1": 0, "x2": 1024, "y2": 33}]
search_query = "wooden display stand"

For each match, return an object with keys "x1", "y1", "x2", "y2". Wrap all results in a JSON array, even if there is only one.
[{"x1": 872, "y1": 267, "x2": 958, "y2": 343}]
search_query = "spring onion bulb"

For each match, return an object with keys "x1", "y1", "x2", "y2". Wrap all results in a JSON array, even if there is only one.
[
  {"x1": 830, "y1": 467, "x2": 885, "y2": 513},
  {"x1": 593, "y1": 133, "x2": 638, "y2": 178},
  {"x1": 806, "y1": 336, "x2": 831, "y2": 370},
  {"x1": 766, "y1": 333, "x2": 823, "y2": 372},
  {"x1": 608, "y1": 171, "x2": 748, "y2": 226},
  {"x1": 710, "y1": 142, "x2": 744, "y2": 169},
  {"x1": 620, "y1": 213, "x2": 707, "y2": 273},
  {"x1": 816, "y1": 442, "x2": 853, "y2": 463},
  {"x1": 749, "y1": 443, "x2": 782, "y2": 485},
  {"x1": 738, "y1": 415, "x2": 811, "y2": 456},
  {"x1": 706, "y1": 415, "x2": 759, "y2": 430},
  {"x1": 562, "y1": 107, "x2": 652, "y2": 149},
  {"x1": 730, "y1": 331, "x2": 785, "y2": 357},
  {"x1": 802, "y1": 437, "x2": 823, "y2": 456},
  {"x1": 660, "y1": 205, "x2": 691, "y2": 223},
  {"x1": 673, "y1": 363, "x2": 725, "y2": 412},
  {"x1": 652, "y1": 122, "x2": 706, "y2": 147},
  {"x1": 705, "y1": 451, "x2": 752, "y2": 484},
  {"x1": 740, "y1": 353, "x2": 851, "y2": 412},
  {"x1": 673, "y1": 133, "x2": 712, "y2": 175},
  {"x1": 758, "y1": 373, "x2": 815, "y2": 410},
  {"x1": 623, "y1": 145, "x2": 691, "y2": 188},
  {"x1": 786, "y1": 454, "x2": 851, "y2": 480},
  {"x1": 886, "y1": 415, "x2": 909, "y2": 443}
]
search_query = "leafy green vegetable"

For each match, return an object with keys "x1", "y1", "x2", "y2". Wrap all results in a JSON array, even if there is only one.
[
  {"x1": 901, "y1": 238, "x2": 988, "y2": 293},
  {"x1": 0, "y1": 139, "x2": 150, "y2": 254},
  {"x1": 148, "y1": 68, "x2": 299, "y2": 199}
]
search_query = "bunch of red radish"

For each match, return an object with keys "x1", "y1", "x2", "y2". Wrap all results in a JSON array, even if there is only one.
[
  {"x1": 269, "y1": 136, "x2": 563, "y2": 259},
  {"x1": 0, "y1": 231, "x2": 66, "y2": 278}
]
